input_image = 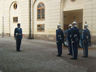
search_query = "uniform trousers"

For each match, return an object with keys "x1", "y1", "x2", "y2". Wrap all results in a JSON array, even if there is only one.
[
  {"x1": 72, "y1": 42, "x2": 78, "y2": 59},
  {"x1": 83, "y1": 41, "x2": 88, "y2": 57},
  {"x1": 57, "y1": 42, "x2": 62, "y2": 56},
  {"x1": 16, "y1": 38, "x2": 22, "y2": 51},
  {"x1": 68, "y1": 40, "x2": 72, "y2": 55}
]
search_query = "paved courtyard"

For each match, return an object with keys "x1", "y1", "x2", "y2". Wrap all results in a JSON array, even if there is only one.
[{"x1": 0, "y1": 37, "x2": 96, "y2": 72}]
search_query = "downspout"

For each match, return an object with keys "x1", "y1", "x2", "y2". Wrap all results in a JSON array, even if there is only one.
[
  {"x1": 9, "y1": 3, "x2": 12, "y2": 37},
  {"x1": 9, "y1": 11, "x2": 11, "y2": 36},
  {"x1": 31, "y1": 0, "x2": 36, "y2": 39},
  {"x1": 2, "y1": 16, "x2": 4, "y2": 38},
  {"x1": 28, "y1": 0, "x2": 32, "y2": 39},
  {"x1": 9, "y1": 7, "x2": 11, "y2": 37},
  {"x1": 2, "y1": 1, "x2": 4, "y2": 37}
]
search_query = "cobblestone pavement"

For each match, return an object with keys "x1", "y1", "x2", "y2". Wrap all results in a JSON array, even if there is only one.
[{"x1": 0, "y1": 37, "x2": 96, "y2": 72}]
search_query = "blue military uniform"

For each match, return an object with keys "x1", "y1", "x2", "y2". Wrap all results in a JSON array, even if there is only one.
[
  {"x1": 71, "y1": 27, "x2": 80, "y2": 59},
  {"x1": 14, "y1": 27, "x2": 23, "y2": 51},
  {"x1": 63, "y1": 30, "x2": 68, "y2": 46},
  {"x1": 56, "y1": 28, "x2": 64, "y2": 56},
  {"x1": 79, "y1": 29, "x2": 83, "y2": 48},
  {"x1": 82, "y1": 28, "x2": 91, "y2": 57},
  {"x1": 67, "y1": 28, "x2": 72, "y2": 55}
]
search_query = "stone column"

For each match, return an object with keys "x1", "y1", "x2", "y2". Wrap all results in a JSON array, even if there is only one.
[{"x1": 60, "y1": 0, "x2": 64, "y2": 29}]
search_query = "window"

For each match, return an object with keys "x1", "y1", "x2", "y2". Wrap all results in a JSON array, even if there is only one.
[
  {"x1": 37, "y1": 3, "x2": 45, "y2": 20},
  {"x1": 37, "y1": 24, "x2": 45, "y2": 32},
  {"x1": 13, "y1": 3, "x2": 17, "y2": 9},
  {"x1": 71, "y1": 0, "x2": 76, "y2": 2},
  {"x1": 13, "y1": 17, "x2": 18, "y2": 23}
]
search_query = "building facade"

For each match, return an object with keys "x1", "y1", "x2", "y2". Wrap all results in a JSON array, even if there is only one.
[{"x1": 0, "y1": 0, "x2": 96, "y2": 41}]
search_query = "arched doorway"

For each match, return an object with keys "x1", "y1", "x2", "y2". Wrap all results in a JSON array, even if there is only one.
[
  {"x1": 9, "y1": 1, "x2": 18, "y2": 36},
  {"x1": 63, "y1": 9, "x2": 83, "y2": 30}
]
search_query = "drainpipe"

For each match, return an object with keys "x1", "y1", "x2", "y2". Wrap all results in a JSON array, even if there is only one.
[
  {"x1": 31, "y1": 0, "x2": 36, "y2": 39},
  {"x1": 2, "y1": 1, "x2": 4, "y2": 38},
  {"x1": 2, "y1": 16, "x2": 4, "y2": 38},
  {"x1": 28, "y1": 0, "x2": 32, "y2": 39},
  {"x1": 9, "y1": 8, "x2": 11, "y2": 37},
  {"x1": 29, "y1": 0, "x2": 36, "y2": 39}
]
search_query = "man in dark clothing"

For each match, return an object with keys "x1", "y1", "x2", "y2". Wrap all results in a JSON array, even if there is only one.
[
  {"x1": 70, "y1": 21, "x2": 80, "y2": 60},
  {"x1": 82, "y1": 23, "x2": 91, "y2": 57},
  {"x1": 67, "y1": 24, "x2": 72, "y2": 55},
  {"x1": 56, "y1": 24, "x2": 64, "y2": 57},
  {"x1": 14, "y1": 23, "x2": 23, "y2": 52}
]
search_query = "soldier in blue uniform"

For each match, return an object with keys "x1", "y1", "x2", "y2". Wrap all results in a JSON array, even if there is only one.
[
  {"x1": 82, "y1": 23, "x2": 91, "y2": 57},
  {"x1": 56, "y1": 24, "x2": 64, "y2": 57},
  {"x1": 14, "y1": 23, "x2": 23, "y2": 52},
  {"x1": 70, "y1": 21, "x2": 80, "y2": 60},
  {"x1": 67, "y1": 24, "x2": 72, "y2": 55}
]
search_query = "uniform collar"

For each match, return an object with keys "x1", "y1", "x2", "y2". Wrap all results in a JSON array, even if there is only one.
[{"x1": 84, "y1": 28, "x2": 88, "y2": 30}]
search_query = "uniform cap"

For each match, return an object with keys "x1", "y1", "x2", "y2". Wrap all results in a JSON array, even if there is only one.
[
  {"x1": 57, "y1": 24, "x2": 61, "y2": 26},
  {"x1": 84, "y1": 24, "x2": 88, "y2": 27},
  {"x1": 17, "y1": 23, "x2": 20, "y2": 26},
  {"x1": 69, "y1": 24, "x2": 72, "y2": 27},
  {"x1": 72, "y1": 21, "x2": 77, "y2": 25},
  {"x1": 57, "y1": 24, "x2": 61, "y2": 27}
]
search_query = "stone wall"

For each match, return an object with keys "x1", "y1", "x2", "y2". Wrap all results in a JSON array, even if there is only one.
[
  {"x1": 64, "y1": 0, "x2": 84, "y2": 11},
  {"x1": 84, "y1": 0, "x2": 96, "y2": 36},
  {"x1": 34, "y1": 34, "x2": 56, "y2": 41},
  {"x1": 33, "y1": 0, "x2": 61, "y2": 40},
  {"x1": 0, "y1": 0, "x2": 30, "y2": 38}
]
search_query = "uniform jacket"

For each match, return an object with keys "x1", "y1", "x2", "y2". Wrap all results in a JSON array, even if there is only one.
[
  {"x1": 14, "y1": 27, "x2": 23, "y2": 39},
  {"x1": 67, "y1": 28, "x2": 72, "y2": 42},
  {"x1": 56, "y1": 28, "x2": 64, "y2": 43},
  {"x1": 71, "y1": 27, "x2": 80, "y2": 43},
  {"x1": 82, "y1": 28, "x2": 91, "y2": 44}
]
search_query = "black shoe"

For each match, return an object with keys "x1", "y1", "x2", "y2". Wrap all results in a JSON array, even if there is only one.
[
  {"x1": 56, "y1": 55, "x2": 61, "y2": 57},
  {"x1": 70, "y1": 58, "x2": 77, "y2": 60},
  {"x1": 17, "y1": 50, "x2": 21, "y2": 52},
  {"x1": 68, "y1": 53, "x2": 71, "y2": 55},
  {"x1": 82, "y1": 56, "x2": 88, "y2": 58}
]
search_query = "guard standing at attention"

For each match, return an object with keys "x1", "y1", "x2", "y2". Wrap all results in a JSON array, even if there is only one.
[
  {"x1": 14, "y1": 23, "x2": 23, "y2": 52},
  {"x1": 82, "y1": 22, "x2": 91, "y2": 57},
  {"x1": 71, "y1": 21, "x2": 80, "y2": 60},
  {"x1": 67, "y1": 24, "x2": 72, "y2": 55},
  {"x1": 56, "y1": 24, "x2": 64, "y2": 57}
]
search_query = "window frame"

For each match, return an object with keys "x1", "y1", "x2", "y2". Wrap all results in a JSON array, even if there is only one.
[
  {"x1": 13, "y1": 3, "x2": 17, "y2": 9},
  {"x1": 13, "y1": 17, "x2": 18, "y2": 23},
  {"x1": 37, "y1": 2, "x2": 45, "y2": 20},
  {"x1": 37, "y1": 24, "x2": 45, "y2": 32}
]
